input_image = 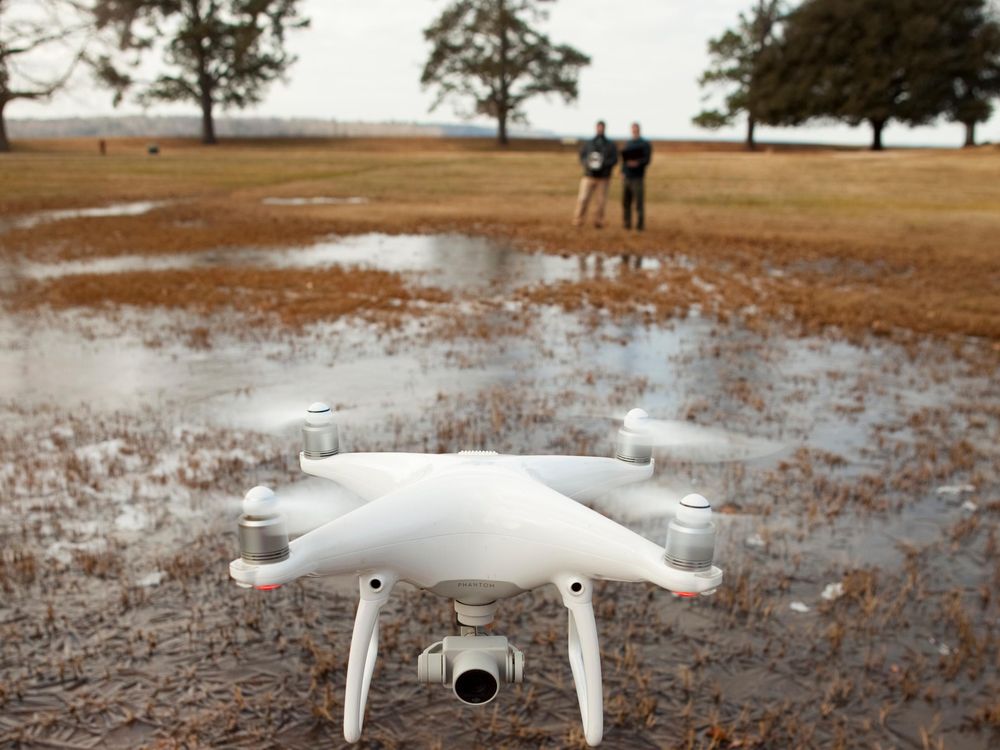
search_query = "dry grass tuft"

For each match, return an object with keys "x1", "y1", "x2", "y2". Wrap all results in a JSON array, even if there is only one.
[{"x1": 9, "y1": 265, "x2": 450, "y2": 327}]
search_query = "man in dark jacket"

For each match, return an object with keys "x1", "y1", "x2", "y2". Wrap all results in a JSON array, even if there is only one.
[
  {"x1": 573, "y1": 120, "x2": 618, "y2": 228},
  {"x1": 620, "y1": 122, "x2": 652, "y2": 230}
]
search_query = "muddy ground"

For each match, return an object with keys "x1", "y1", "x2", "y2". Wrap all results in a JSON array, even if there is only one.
[{"x1": 1, "y1": 144, "x2": 999, "y2": 749}]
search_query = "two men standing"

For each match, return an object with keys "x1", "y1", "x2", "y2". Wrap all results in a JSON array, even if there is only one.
[{"x1": 573, "y1": 120, "x2": 652, "y2": 231}]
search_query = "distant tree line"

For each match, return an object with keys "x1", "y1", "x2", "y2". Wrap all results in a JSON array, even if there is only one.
[
  {"x1": 2, "y1": 0, "x2": 997, "y2": 152},
  {"x1": 695, "y1": 0, "x2": 1000, "y2": 150},
  {"x1": 6, "y1": 114, "x2": 529, "y2": 139},
  {"x1": 1, "y1": 0, "x2": 584, "y2": 151}
]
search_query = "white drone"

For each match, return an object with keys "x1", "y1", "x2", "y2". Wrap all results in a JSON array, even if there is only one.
[{"x1": 229, "y1": 404, "x2": 728, "y2": 746}]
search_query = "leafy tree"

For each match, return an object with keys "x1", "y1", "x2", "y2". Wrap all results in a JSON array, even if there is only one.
[
  {"x1": 93, "y1": 0, "x2": 308, "y2": 144},
  {"x1": 693, "y1": 0, "x2": 784, "y2": 150},
  {"x1": 0, "y1": 0, "x2": 91, "y2": 152},
  {"x1": 421, "y1": 0, "x2": 589, "y2": 146},
  {"x1": 941, "y1": 1, "x2": 1000, "y2": 147},
  {"x1": 753, "y1": 0, "x2": 968, "y2": 150}
]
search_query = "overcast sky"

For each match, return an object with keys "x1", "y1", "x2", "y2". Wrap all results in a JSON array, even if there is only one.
[{"x1": 15, "y1": 0, "x2": 999, "y2": 147}]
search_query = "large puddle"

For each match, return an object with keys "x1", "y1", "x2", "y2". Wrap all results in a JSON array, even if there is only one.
[
  {"x1": 0, "y1": 308, "x2": 912, "y2": 462},
  {"x1": 7, "y1": 232, "x2": 659, "y2": 291}
]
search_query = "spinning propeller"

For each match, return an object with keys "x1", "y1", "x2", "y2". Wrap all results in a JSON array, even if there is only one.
[
  {"x1": 235, "y1": 479, "x2": 364, "y2": 537},
  {"x1": 613, "y1": 407, "x2": 782, "y2": 463}
]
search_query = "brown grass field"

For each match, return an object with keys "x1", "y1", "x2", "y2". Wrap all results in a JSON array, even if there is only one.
[
  {"x1": 2, "y1": 137, "x2": 1000, "y2": 749},
  {"x1": 2, "y1": 136, "x2": 999, "y2": 341}
]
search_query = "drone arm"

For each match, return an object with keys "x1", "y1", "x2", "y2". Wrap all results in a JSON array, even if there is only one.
[
  {"x1": 301, "y1": 453, "x2": 439, "y2": 501},
  {"x1": 520, "y1": 455, "x2": 653, "y2": 501},
  {"x1": 344, "y1": 571, "x2": 398, "y2": 744},
  {"x1": 554, "y1": 574, "x2": 604, "y2": 747}
]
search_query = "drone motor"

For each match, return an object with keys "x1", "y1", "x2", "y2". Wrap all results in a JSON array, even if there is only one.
[
  {"x1": 615, "y1": 408, "x2": 653, "y2": 464},
  {"x1": 237, "y1": 486, "x2": 290, "y2": 574},
  {"x1": 664, "y1": 493, "x2": 715, "y2": 572},
  {"x1": 302, "y1": 401, "x2": 339, "y2": 459}
]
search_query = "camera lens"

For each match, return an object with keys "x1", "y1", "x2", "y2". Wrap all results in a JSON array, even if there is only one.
[
  {"x1": 451, "y1": 650, "x2": 500, "y2": 705},
  {"x1": 454, "y1": 669, "x2": 499, "y2": 704}
]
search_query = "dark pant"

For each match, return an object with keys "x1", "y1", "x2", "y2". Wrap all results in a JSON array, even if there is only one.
[{"x1": 622, "y1": 177, "x2": 645, "y2": 229}]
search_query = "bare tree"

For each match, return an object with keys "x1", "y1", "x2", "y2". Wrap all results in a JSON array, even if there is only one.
[
  {"x1": 693, "y1": 0, "x2": 784, "y2": 151},
  {"x1": 0, "y1": 0, "x2": 91, "y2": 152},
  {"x1": 421, "y1": 0, "x2": 589, "y2": 146},
  {"x1": 93, "y1": 0, "x2": 308, "y2": 145}
]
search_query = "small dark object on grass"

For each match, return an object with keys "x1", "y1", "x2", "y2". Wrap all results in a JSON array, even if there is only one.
[{"x1": 148, "y1": 143, "x2": 160, "y2": 155}]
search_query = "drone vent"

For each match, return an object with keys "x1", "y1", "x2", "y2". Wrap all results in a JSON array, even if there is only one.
[
  {"x1": 615, "y1": 451, "x2": 650, "y2": 464},
  {"x1": 663, "y1": 554, "x2": 711, "y2": 572},
  {"x1": 458, "y1": 450, "x2": 499, "y2": 456},
  {"x1": 241, "y1": 546, "x2": 290, "y2": 565}
]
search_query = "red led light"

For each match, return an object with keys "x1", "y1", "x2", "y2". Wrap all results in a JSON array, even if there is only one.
[
  {"x1": 674, "y1": 592, "x2": 698, "y2": 598},
  {"x1": 255, "y1": 584, "x2": 282, "y2": 591}
]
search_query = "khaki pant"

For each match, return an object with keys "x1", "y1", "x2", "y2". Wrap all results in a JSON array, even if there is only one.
[{"x1": 573, "y1": 176, "x2": 610, "y2": 227}]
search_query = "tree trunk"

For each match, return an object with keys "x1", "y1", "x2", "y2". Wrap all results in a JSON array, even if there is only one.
[
  {"x1": 963, "y1": 121, "x2": 976, "y2": 148},
  {"x1": 496, "y1": 0, "x2": 509, "y2": 147},
  {"x1": 189, "y1": 0, "x2": 217, "y2": 146},
  {"x1": 0, "y1": 100, "x2": 9, "y2": 153},
  {"x1": 200, "y1": 88, "x2": 216, "y2": 145},
  {"x1": 870, "y1": 118, "x2": 885, "y2": 151},
  {"x1": 745, "y1": 116, "x2": 756, "y2": 151}
]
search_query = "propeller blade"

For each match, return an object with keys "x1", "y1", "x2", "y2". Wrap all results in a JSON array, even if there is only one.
[
  {"x1": 232, "y1": 478, "x2": 364, "y2": 536},
  {"x1": 590, "y1": 483, "x2": 686, "y2": 521},
  {"x1": 275, "y1": 478, "x2": 365, "y2": 536},
  {"x1": 616, "y1": 407, "x2": 783, "y2": 463},
  {"x1": 220, "y1": 398, "x2": 349, "y2": 438}
]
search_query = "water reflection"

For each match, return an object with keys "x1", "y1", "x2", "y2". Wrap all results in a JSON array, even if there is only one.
[
  {"x1": 621, "y1": 253, "x2": 645, "y2": 270},
  {"x1": 574, "y1": 252, "x2": 650, "y2": 280},
  {"x1": 8, "y1": 233, "x2": 661, "y2": 292}
]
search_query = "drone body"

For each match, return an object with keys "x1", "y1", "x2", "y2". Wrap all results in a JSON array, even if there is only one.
[{"x1": 229, "y1": 405, "x2": 723, "y2": 746}]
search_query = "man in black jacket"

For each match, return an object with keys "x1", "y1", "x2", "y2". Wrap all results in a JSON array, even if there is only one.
[
  {"x1": 621, "y1": 122, "x2": 652, "y2": 230},
  {"x1": 573, "y1": 120, "x2": 618, "y2": 228}
]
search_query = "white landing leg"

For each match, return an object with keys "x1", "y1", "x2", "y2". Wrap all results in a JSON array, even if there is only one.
[
  {"x1": 554, "y1": 574, "x2": 604, "y2": 746},
  {"x1": 343, "y1": 571, "x2": 397, "y2": 743}
]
